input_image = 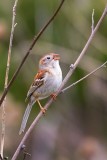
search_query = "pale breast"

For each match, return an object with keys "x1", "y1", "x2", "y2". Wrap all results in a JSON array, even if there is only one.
[{"x1": 33, "y1": 67, "x2": 62, "y2": 100}]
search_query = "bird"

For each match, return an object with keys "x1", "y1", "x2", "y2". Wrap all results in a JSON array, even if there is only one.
[{"x1": 19, "y1": 53, "x2": 62, "y2": 134}]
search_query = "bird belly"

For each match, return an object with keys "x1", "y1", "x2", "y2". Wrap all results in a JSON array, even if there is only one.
[{"x1": 33, "y1": 75, "x2": 62, "y2": 100}]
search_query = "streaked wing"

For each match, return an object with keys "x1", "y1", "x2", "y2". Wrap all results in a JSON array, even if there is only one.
[{"x1": 26, "y1": 70, "x2": 48, "y2": 100}]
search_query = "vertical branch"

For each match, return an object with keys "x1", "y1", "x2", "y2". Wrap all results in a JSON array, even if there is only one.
[
  {"x1": 91, "y1": 9, "x2": 95, "y2": 33},
  {"x1": 0, "y1": 0, "x2": 18, "y2": 158}
]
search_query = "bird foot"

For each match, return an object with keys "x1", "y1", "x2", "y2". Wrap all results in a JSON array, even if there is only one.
[
  {"x1": 41, "y1": 108, "x2": 47, "y2": 114},
  {"x1": 51, "y1": 93, "x2": 57, "y2": 100}
]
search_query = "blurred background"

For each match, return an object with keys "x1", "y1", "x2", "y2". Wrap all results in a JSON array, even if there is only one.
[{"x1": 0, "y1": 0, "x2": 107, "y2": 159}]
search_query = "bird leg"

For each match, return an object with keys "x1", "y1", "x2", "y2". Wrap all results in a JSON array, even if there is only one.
[{"x1": 37, "y1": 100, "x2": 46, "y2": 114}]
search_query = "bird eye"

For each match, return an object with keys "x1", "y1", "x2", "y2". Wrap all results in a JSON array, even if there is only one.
[{"x1": 47, "y1": 56, "x2": 50, "y2": 60}]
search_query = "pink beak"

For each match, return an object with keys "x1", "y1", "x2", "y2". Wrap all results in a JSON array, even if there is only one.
[{"x1": 53, "y1": 54, "x2": 60, "y2": 60}]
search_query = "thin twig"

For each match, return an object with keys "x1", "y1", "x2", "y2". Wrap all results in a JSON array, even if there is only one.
[
  {"x1": 11, "y1": 5, "x2": 107, "y2": 160},
  {"x1": 0, "y1": 0, "x2": 18, "y2": 158},
  {"x1": 62, "y1": 61, "x2": 107, "y2": 93},
  {"x1": 91, "y1": 9, "x2": 95, "y2": 33},
  {"x1": 0, "y1": 0, "x2": 65, "y2": 107}
]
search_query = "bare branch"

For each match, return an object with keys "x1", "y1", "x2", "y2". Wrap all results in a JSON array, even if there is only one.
[
  {"x1": 62, "y1": 61, "x2": 107, "y2": 93},
  {"x1": 0, "y1": 0, "x2": 65, "y2": 107},
  {"x1": 0, "y1": 0, "x2": 18, "y2": 158},
  {"x1": 91, "y1": 9, "x2": 95, "y2": 33},
  {"x1": 11, "y1": 5, "x2": 107, "y2": 160}
]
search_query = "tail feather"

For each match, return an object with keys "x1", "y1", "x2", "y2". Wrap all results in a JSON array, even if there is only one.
[{"x1": 19, "y1": 101, "x2": 35, "y2": 135}]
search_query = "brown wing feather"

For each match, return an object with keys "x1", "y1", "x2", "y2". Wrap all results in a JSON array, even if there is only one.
[{"x1": 26, "y1": 70, "x2": 48, "y2": 100}]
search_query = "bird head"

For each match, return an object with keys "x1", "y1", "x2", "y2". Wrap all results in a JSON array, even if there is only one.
[{"x1": 39, "y1": 53, "x2": 60, "y2": 69}]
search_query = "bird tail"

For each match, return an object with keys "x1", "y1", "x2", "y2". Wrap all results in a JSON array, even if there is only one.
[{"x1": 19, "y1": 101, "x2": 35, "y2": 135}]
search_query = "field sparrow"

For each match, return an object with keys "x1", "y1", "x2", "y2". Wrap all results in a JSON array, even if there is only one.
[{"x1": 19, "y1": 53, "x2": 62, "y2": 134}]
